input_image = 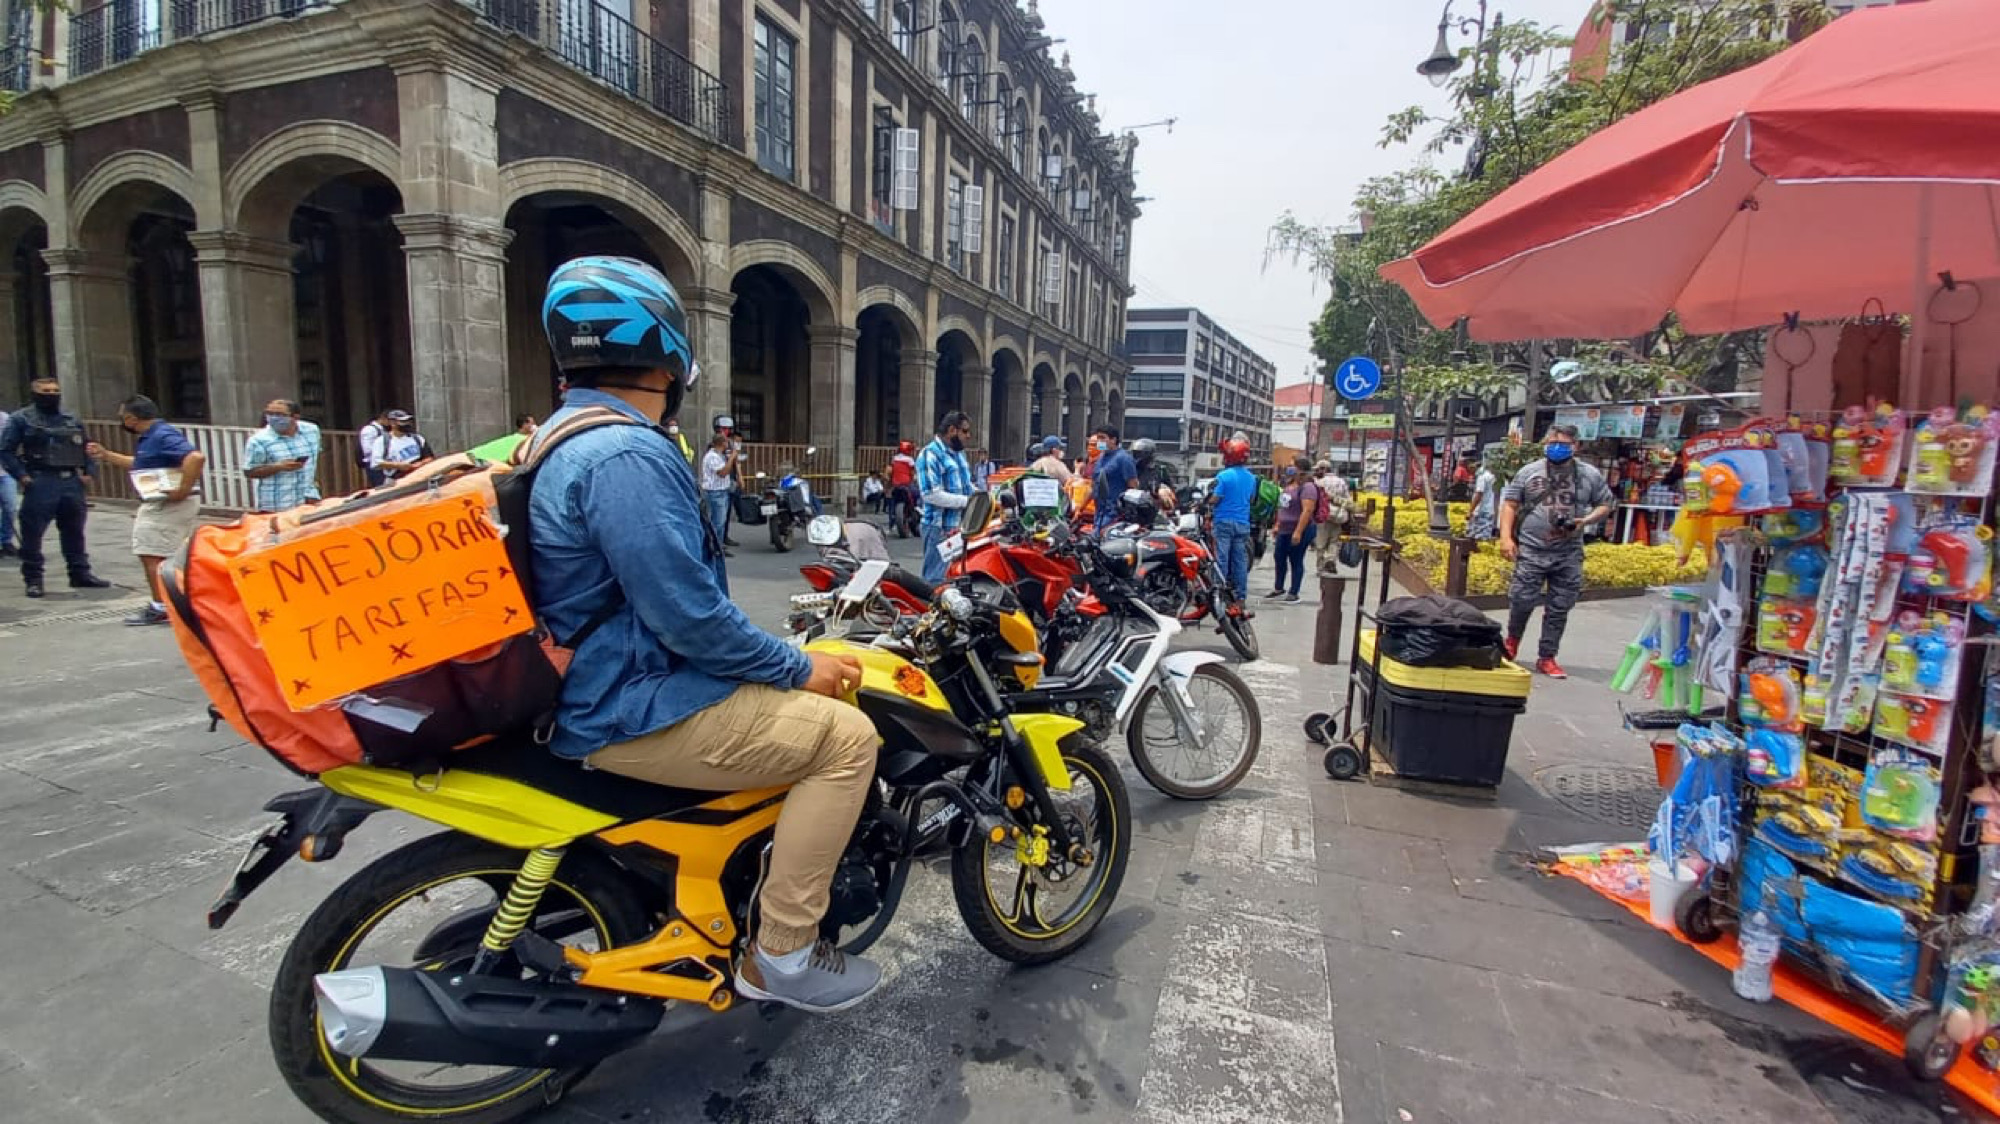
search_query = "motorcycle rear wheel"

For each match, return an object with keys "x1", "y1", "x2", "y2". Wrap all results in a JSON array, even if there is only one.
[
  {"x1": 1127, "y1": 664, "x2": 1262, "y2": 800},
  {"x1": 1214, "y1": 597, "x2": 1260, "y2": 661},
  {"x1": 270, "y1": 833, "x2": 652, "y2": 1124},
  {"x1": 950, "y1": 740, "x2": 1130, "y2": 965},
  {"x1": 771, "y1": 518, "x2": 795, "y2": 552}
]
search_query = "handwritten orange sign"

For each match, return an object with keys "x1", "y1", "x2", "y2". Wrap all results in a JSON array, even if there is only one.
[{"x1": 229, "y1": 494, "x2": 534, "y2": 710}]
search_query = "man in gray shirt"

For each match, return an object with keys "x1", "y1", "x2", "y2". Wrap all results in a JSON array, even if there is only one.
[{"x1": 1497, "y1": 424, "x2": 1614, "y2": 679}]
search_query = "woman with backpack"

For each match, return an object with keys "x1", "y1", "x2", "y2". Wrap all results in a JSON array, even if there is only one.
[{"x1": 1266, "y1": 465, "x2": 1321, "y2": 602}]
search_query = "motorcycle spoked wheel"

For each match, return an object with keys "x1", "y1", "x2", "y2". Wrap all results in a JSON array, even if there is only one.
[
  {"x1": 269, "y1": 834, "x2": 652, "y2": 1124},
  {"x1": 770, "y1": 518, "x2": 795, "y2": 552},
  {"x1": 950, "y1": 740, "x2": 1130, "y2": 965},
  {"x1": 1209, "y1": 585, "x2": 1260, "y2": 661},
  {"x1": 1126, "y1": 663, "x2": 1262, "y2": 800}
]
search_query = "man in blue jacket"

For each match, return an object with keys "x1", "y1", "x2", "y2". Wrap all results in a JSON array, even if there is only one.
[{"x1": 527, "y1": 257, "x2": 880, "y2": 1014}]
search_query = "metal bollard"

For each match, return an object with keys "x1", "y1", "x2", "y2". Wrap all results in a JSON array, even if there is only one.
[{"x1": 1314, "y1": 573, "x2": 1348, "y2": 664}]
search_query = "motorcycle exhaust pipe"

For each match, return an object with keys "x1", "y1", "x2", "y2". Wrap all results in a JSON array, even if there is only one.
[{"x1": 314, "y1": 966, "x2": 663, "y2": 1069}]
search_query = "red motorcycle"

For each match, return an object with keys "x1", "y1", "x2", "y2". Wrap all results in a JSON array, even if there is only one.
[{"x1": 950, "y1": 489, "x2": 1258, "y2": 662}]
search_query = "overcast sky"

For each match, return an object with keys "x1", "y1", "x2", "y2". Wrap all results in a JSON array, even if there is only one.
[{"x1": 1040, "y1": 0, "x2": 1590, "y2": 386}]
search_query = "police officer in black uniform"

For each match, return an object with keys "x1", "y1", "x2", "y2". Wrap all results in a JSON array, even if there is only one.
[{"x1": 0, "y1": 375, "x2": 111, "y2": 598}]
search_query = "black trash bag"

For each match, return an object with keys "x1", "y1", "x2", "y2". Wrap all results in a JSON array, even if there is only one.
[{"x1": 1375, "y1": 595, "x2": 1504, "y2": 669}]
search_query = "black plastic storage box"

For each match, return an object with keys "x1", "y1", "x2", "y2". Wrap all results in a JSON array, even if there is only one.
[{"x1": 1356, "y1": 630, "x2": 1531, "y2": 787}]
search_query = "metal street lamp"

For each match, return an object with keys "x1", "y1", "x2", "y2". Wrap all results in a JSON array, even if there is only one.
[{"x1": 1416, "y1": 0, "x2": 1493, "y2": 89}]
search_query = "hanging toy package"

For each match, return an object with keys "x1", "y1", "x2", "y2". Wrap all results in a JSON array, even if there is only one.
[
  {"x1": 1774, "y1": 420, "x2": 1823, "y2": 504},
  {"x1": 1829, "y1": 403, "x2": 1907, "y2": 488},
  {"x1": 1744, "y1": 728, "x2": 1807, "y2": 789},
  {"x1": 1749, "y1": 425, "x2": 1793, "y2": 513},
  {"x1": 1907, "y1": 512, "x2": 1993, "y2": 602},
  {"x1": 1755, "y1": 597, "x2": 1817, "y2": 657},
  {"x1": 1874, "y1": 692, "x2": 1954, "y2": 756},
  {"x1": 1983, "y1": 677, "x2": 2000, "y2": 774},
  {"x1": 1859, "y1": 746, "x2": 1942, "y2": 840},
  {"x1": 1762, "y1": 544, "x2": 1830, "y2": 599},
  {"x1": 1686, "y1": 427, "x2": 1778, "y2": 515},
  {"x1": 1909, "y1": 404, "x2": 2000, "y2": 497},
  {"x1": 1740, "y1": 657, "x2": 1805, "y2": 733},
  {"x1": 1880, "y1": 612, "x2": 1964, "y2": 699}
]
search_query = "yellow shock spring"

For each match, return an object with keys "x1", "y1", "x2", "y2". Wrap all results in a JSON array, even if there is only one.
[{"x1": 480, "y1": 847, "x2": 565, "y2": 954}]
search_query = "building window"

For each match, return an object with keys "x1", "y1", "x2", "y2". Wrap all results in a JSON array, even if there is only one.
[
  {"x1": 1009, "y1": 97, "x2": 1028, "y2": 173},
  {"x1": 946, "y1": 174, "x2": 964, "y2": 275},
  {"x1": 997, "y1": 214, "x2": 1015, "y2": 301},
  {"x1": 871, "y1": 108, "x2": 897, "y2": 234},
  {"x1": 1127, "y1": 372, "x2": 1183, "y2": 397},
  {"x1": 935, "y1": 2, "x2": 958, "y2": 86},
  {"x1": 753, "y1": 16, "x2": 796, "y2": 180},
  {"x1": 892, "y1": 0, "x2": 918, "y2": 62},
  {"x1": 959, "y1": 36, "x2": 985, "y2": 128},
  {"x1": 1124, "y1": 416, "x2": 1181, "y2": 443},
  {"x1": 1125, "y1": 328, "x2": 1186, "y2": 357}
]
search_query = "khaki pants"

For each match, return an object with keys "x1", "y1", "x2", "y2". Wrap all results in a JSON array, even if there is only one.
[{"x1": 588, "y1": 684, "x2": 877, "y2": 955}]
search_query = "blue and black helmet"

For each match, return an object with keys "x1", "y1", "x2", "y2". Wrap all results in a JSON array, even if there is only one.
[{"x1": 542, "y1": 256, "x2": 693, "y2": 379}]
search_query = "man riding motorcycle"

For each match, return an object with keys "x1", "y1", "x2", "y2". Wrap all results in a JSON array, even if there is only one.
[{"x1": 529, "y1": 255, "x2": 881, "y2": 1013}]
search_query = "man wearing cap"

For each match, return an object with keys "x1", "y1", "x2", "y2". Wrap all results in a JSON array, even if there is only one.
[
  {"x1": 1497, "y1": 423, "x2": 1615, "y2": 679},
  {"x1": 367, "y1": 409, "x2": 435, "y2": 483},
  {"x1": 1029, "y1": 435, "x2": 1074, "y2": 484}
]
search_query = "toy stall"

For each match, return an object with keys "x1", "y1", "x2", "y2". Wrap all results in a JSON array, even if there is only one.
[{"x1": 1583, "y1": 373, "x2": 2000, "y2": 1105}]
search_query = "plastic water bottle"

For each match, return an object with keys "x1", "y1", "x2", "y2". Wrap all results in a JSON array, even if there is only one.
[{"x1": 1733, "y1": 910, "x2": 1779, "y2": 1003}]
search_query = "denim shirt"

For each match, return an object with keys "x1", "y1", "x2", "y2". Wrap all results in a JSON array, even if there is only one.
[{"x1": 528, "y1": 390, "x2": 812, "y2": 759}]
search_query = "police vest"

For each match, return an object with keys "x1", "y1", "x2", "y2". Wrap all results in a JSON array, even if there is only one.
[{"x1": 21, "y1": 411, "x2": 88, "y2": 470}]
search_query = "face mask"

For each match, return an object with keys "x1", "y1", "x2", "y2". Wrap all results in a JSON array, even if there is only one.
[
  {"x1": 32, "y1": 392, "x2": 59, "y2": 412},
  {"x1": 266, "y1": 414, "x2": 296, "y2": 432},
  {"x1": 1094, "y1": 440, "x2": 1109, "y2": 453},
  {"x1": 1545, "y1": 443, "x2": 1573, "y2": 464}
]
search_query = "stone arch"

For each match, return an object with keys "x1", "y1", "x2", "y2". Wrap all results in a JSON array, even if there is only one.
[
  {"x1": 225, "y1": 121, "x2": 402, "y2": 238},
  {"x1": 855, "y1": 284, "x2": 923, "y2": 340},
  {"x1": 990, "y1": 333, "x2": 1025, "y2": 361},
  {"x1": 503, "y1": 158, "x2": 702, "y2": 288},
  {"x1": 72, "y1": 151, "x2": 204, "y2": 246},
  {"x1": 730, "y1": 239, "x2": 837, "y2": 324},
  {"x1": 0, "y1": 180, "x2": 49, "y2": 244},
  {"x1": 935, "y1": 313, "x2": 984, "y2": 356}
]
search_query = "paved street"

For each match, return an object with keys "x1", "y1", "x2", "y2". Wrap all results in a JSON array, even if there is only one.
[{"x1": 0, "y1": 504, "x2": 1981, "y2": 1123}]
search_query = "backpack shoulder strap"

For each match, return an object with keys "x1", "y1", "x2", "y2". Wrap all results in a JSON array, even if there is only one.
[{"x1": 515, "y1": 407, "x2": 643, "y2": 473}]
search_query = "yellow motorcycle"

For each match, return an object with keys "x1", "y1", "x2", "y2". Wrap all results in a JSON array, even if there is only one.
[{"x1": 218, "y1": 499, "x2": 1129, "y2": 1124}]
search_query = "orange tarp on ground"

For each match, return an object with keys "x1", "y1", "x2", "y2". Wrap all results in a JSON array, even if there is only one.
[{"x1": 1555, "y1": 864, "x2": 2000, "y2": 1115}]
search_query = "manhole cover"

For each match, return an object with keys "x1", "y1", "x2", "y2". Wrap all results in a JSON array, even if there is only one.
[
  {"x1": 1536, "y1": 764, "x2": 1661, "y2": 831},
  {"x1": 7, "y1": 598, "x2": 148, "y2": 629}
]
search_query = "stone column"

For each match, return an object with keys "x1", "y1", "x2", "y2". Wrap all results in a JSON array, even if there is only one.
[
  {"x1": 395, "y1": 214, "x2": 513, "y2": 452},
  {"x1": 900, "y1": 347, "x2": 938, "y2": 447},
  {"x1": 684, "y1": 286, "x2": 734, "y2": 430},
  {"x1": 1037, "y1": 378, "x2": 1062, "y2": 447},
  {"x1": 1009, "y1": 370, "x2": 1033, "y2": 462},
  {"x1": 0, "y1": 273, "x2": 20, "y2": 397},
  {"x1": 808, "y1": 324, "x2": 858, "y2": 500},
  {"x1": 42, "y1": 248, "x2": 132, "y2": 419},
  {"x1": 188, "y1": 231, "x2": 299, "y2": 426},
  {"x1": 960, "y1": 362, "x2": 992, "y2": 451}
]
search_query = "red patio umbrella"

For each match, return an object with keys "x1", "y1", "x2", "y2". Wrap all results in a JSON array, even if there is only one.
[{"x1": 1379, "y1": 0, "x2": 2000, "y2": 342}]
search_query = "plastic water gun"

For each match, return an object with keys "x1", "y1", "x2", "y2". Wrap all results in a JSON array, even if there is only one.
[{"x1": 1614, "y1": 609, "x2": 1663, "y2": 694}]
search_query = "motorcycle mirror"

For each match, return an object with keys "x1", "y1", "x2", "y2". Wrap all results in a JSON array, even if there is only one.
[
  {"x1": 962, "y1": 490, "x2": 995, "y2": 536},
  {"x1": 807, "y1": 514, "x2": 844, "y2": 546}
]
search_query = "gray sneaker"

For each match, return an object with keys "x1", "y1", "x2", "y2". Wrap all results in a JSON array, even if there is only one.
[
  {"x1": 126, "y1": 605, "x2": 170, "y2": 626},
  {"x1": 735, "y1": 940, "x2": 882, "y2": 1013}
]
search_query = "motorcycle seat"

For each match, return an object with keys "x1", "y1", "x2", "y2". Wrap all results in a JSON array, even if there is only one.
[
  {"x1": 885, "y1": 565, "x2": 934, "y2": 602},
  {"x1": 450, "y1": 736, "x2": 735, "y2": 823}
]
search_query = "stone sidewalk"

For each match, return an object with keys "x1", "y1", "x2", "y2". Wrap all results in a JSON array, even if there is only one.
[{"x1": 0, "y1": 507, "x2": 1982, "y2": 1122}]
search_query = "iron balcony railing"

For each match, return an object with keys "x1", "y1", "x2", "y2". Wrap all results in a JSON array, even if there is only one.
[
  {"x1": 469, "y1": 0, "x2": 733, "y2": 146},
  {"x1": 0, "y1": 40, "x2": 32, "y2": 92},
  {"x1": 71, "y1": 0, "x2": 325, "y2": 79}
]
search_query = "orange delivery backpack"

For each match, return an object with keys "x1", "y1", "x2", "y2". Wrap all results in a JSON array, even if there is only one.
[{"x1": 160, "y1": 408, "x2": 638, "y2": 776}]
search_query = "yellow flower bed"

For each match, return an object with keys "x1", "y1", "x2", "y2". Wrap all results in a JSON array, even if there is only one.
[{"x1": 1356, "y1": 493, "x2": 1706, "y2": 595}]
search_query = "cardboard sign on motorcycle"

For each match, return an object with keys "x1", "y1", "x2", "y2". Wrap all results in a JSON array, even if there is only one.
[{"x1": 229, "y1": 491, "x2": 534, "y2": 710}]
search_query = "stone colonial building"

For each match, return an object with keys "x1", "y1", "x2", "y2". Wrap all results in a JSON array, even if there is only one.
[{"x1": 0, "y1": 0, "x2": 1136, "y2": 474}]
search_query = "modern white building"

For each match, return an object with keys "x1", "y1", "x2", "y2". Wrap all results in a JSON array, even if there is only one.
[{"x1": 1121, "y1": 307, "x2": 1275, "y2": 468}]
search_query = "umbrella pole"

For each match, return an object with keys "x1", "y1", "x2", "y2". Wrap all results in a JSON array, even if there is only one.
[{"x1": 1903, "y1": 184, "x2": 1935, "y2": 407}]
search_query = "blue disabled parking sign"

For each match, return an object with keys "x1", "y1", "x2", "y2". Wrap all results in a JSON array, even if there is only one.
[{"x1": 1334, "y1": 356, "x2": 1382, "y2": 402}]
